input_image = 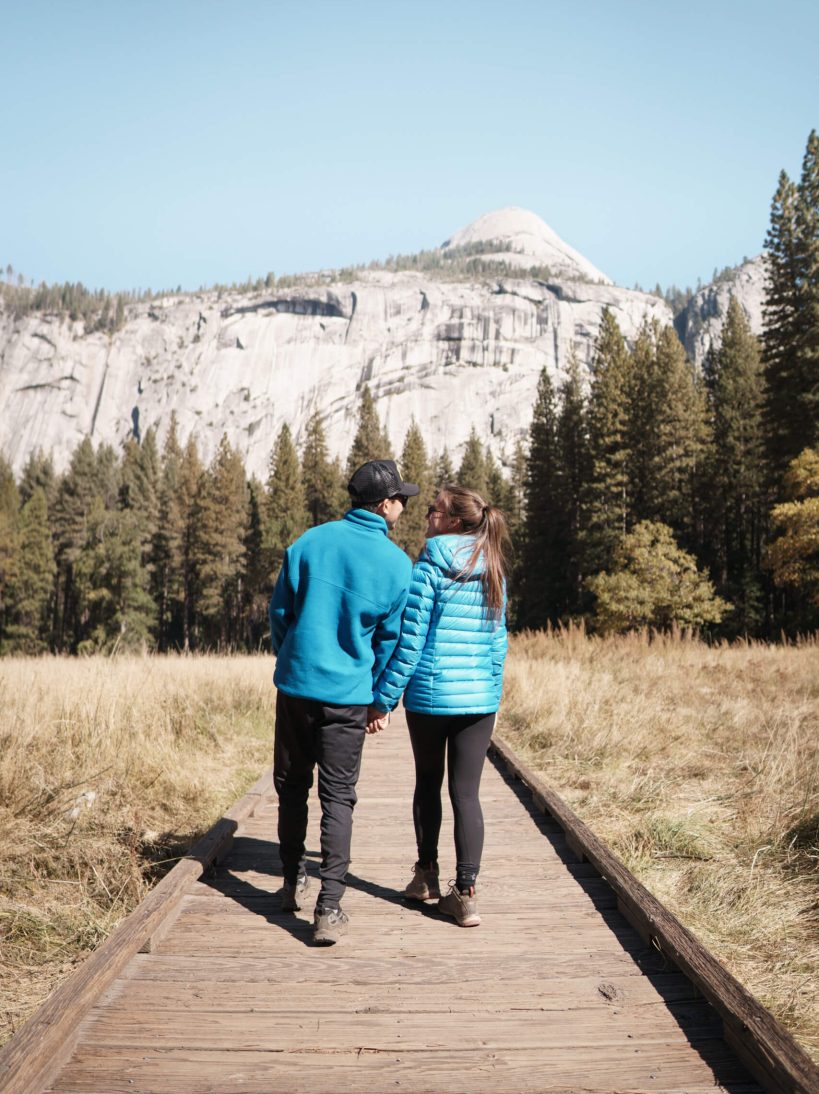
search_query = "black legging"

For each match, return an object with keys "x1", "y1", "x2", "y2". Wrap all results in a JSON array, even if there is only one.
[{"x1": 406, "y1": 710, "x2": 495, "y2": 891}]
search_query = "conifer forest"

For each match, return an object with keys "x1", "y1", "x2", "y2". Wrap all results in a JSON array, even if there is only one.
[{"x1": 0, "y1": 131, "x2": 817, "y2": 654}]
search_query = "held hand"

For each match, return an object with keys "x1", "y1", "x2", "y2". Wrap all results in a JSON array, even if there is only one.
[{"x1": 366, "y1": 706, "x2": 390, "y2": 734}]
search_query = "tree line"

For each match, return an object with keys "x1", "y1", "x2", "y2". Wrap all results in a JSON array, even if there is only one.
[{"x1": 0, "y1": 131, "x2": 816, "y2": 652}]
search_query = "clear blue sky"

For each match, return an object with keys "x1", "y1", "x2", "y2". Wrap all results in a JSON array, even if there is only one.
[{"x1": 2, "y1": 0, "x2": 817, "y2": 294}]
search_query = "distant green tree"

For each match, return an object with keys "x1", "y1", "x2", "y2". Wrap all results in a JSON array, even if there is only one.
[
  {"x1": 346, "y1": 385, "x2": 392, "y2": 474},
  {"x1": 762, "y1": 133, "x2": 819, "y2": 485},
  {"x1": 457, "y1": 427, "x2": 489, "y2": 498},
  {"x1": 5, "y1": 487, "x2": 55, "y2": 652},
  {"x1": 484, "y1": 447, "x2": 510, "y2": 509},
  {"x1": 393, "y1": 418, "x2": 432, "y2": 559},
  {"x1": 518, "y1": 368, "x2": 560, "y2": 627},
  {"x1": 555, "y1": 347, "x2": 590, "y2": 615},
  {"x1": 178, "y1": 434, "x2": 204, "y2": 650},
  {"x1": 303, "y1": 411, "x2": 342, "y2": 526},
  {"x1": 582, "y1": 308, "x2": 633, "y2": 575},
  {"x1": 151, "y1": 416, "x2": 184, "y2": 650},
  {"x1": 74, "y1": 500, "x2": 156, "y2": 653},
  {"x1": 192, "y1": 435, "x2": 248, "y2": 648},
  {"x1": 587, "y1": 521, "x2": 728, "y2": 634},
  {"x1": 703, "y1": 296, "x2": 766, "y2": 631},
  {"x1": 263, "y1": 423, "x2": 309, "y2": 580},
  {"x1": 0, "y1": 457, "x2": 21, "y2": 645},
  {"x1": 766, "y1": 448, "x2": 819, "y2": 612},
  {"x1": 18, "y1": 450, "x2": 56, "y2": 510},
  {"x1": 243, "y1": 478, "x2": 269, "y2": 649},
  {"x1": 433, "y1": 448, "x2": 455, "y2": 490},
  {"x1": 51, "y1": 438, "x2": 101, "y2": 650}
]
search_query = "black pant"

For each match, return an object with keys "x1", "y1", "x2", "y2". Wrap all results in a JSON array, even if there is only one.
[
  {"x1": 406, "y1": 710, "x2": 495, "y2": 890},
  {"x1": 273, "y1": 692, "x2": 366, "y2": 910}
]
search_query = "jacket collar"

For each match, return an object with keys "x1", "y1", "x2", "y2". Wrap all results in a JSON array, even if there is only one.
[{"x1": 344, "y1": 508, "x2": 389, "y2": 536}]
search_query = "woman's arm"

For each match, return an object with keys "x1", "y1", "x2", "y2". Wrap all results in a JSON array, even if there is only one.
[{"x1": 371, "y1": 560, "x2": 437, "y2": 712}]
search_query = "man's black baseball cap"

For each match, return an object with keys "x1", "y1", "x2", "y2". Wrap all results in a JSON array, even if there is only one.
[{"x1": 347, "y1": 460, "x2": 420, "y2": 505}]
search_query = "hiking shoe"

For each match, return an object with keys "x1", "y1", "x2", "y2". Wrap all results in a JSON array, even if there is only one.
[
  {"x1": 281, "y1": 873, "x2": 309, "y2": 912},
  {"x1": 438, "y1": 883, "x2": 481, "y2": 927},
  {"x1": 313, "y1": 906, "x2": 349, "y2": 944},
  {"x1": 404, "y1": 862, "x2": 441, "y2": 901}
]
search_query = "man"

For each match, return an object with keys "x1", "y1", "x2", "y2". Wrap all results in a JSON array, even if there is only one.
[{"x1": 269, "y1": 458, "x2": 418, "y2": 944}]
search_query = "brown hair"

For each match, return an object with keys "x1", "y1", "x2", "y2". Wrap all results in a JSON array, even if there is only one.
[{"x1": 436, "y1": 484, "x2": 510, "y2": 618}]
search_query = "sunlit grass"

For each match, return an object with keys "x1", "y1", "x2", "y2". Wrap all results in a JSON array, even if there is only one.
[
  {"x1": 497, "y1": 626, "x2": 819, "y2": 1060},
  {"x1": 0, "y1": 654, "x2": 273, "y2": 1045}
]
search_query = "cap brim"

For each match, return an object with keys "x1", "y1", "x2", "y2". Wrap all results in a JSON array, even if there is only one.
[{"x1": 397, "y1": 483, "x2": 420, "y2": 497}]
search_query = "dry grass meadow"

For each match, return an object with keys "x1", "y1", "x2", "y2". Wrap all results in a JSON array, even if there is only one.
[
  {"x1": 1, "y1": 636, "x2": 817, "y2": 1061},
  {"x1": 498, "y1": 628, "x2": 819, "y2": 1060}
]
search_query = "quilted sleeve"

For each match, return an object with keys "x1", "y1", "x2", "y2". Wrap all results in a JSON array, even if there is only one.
[
  {"x1": 371, "y1": 560, "x2": 437, "y2": 712},
  {"x1": 491, "y1": 591, "x2": 508, "y2": 704}
]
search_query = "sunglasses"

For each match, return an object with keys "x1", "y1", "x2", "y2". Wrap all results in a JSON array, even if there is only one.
[
  {"x1": 426, "y1": 506, "x2": 447, "y2": 518},
  {"x1": 390, "y1": 495, "x2": 408, "y2": 508}
]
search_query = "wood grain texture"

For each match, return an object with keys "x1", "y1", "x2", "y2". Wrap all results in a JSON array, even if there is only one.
[{"x1": 6, "y1": 711, "x2": 799, "y2": 1093}]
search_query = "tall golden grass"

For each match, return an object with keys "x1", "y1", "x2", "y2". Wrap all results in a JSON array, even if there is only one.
[
  {"x1": 1, "y1": 638, "x2": 816, "y2": 1061},
  {"x1": 498, "y1": 626, "x2": 819, "y2": 1059},
  {"x1": 0, "y1": 655, "x2": 273, "y2": 1045}
]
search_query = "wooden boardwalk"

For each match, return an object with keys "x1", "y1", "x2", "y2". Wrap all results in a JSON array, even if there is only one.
[{"x1": 28, "y1": 709, "x2": 768, "y2": 1093}]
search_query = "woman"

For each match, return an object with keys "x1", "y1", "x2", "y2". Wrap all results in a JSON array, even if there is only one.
[{"x1": 370, "y1": 484, "x2": 509, "y2": 927}]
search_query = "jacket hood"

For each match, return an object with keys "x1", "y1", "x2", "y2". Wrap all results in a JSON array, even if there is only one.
[{"x1": 422, "y1": 534, "x2": 485, "y2": 577}]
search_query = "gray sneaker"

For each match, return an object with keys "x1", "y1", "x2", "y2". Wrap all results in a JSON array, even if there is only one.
[
  {"x1": 313, "y1": 906, "x2": 349, "y2": 944},
  {"x1": 404, "y1": 862, "x2": 441, "y2": 901},
  {"x1": 281, "y1": 873, "x2": 309, "y2": 912},
  {"x1": 438, "y1": 883, "x2": 481, "y2": 927}
]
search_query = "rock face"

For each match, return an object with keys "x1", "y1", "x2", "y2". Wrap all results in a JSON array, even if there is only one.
[
  {"x1": 675, "y1": 255, "x2": 766, "y2": 364},
  {"x1": 442, "y1": 207, "x2": 612, "y2": 284},
  {"x1": 0, "y1": 208, "x2": 760, "y2": 481}
]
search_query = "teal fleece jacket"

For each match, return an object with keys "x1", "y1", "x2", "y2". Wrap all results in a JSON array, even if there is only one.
[{"x1": 269, "y1": 509, "x2": 412, "y2": 705}]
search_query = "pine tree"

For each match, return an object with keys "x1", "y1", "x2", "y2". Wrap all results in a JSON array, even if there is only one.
[
  {"x1": 18, "y1": 450, "x2": 55, "y2": 510},
  {"x1": 763, "y1": 168, "x2": 807, "y2": 484},
  {"x1": 519, "y1": 368, "x2": 560, "y2": 627},
  {"x1": 6, "y1": 487, "x2": 55, "y2": 652},
  {"x1": 484, "y1": 447, "x2": 510, "y2": 509},
  {"x1": 644, "y1": 324, "x2": 710, "y2": 548},
  {"x1": 191, "y1": 435, "x2": 248, "y2": 648},
  {"x1": 242, "y1": 477, "x2": 269, "y2": 649},
  {"x1": 555, "y1": 347, "x2": 590, "y2": 615},
  {"x1": 703, "y1": 296, "x2": 766, "y2": 631},
  {"x1": 794, "y1": 130, "x2": 819, "y2": 452},
  {"x1": 393, "y1": 418, "x2": 432, "y2": 558},
  {"x1": 302, "y1": 411, "x2": 342, "y2": 526},
  {"x1": 583, "y1": 308, "x2": 633, "y2": 574},
  {"x1": 51, "y1": 437, "x2": 100, "y2": 650},
  {"x1": 346, "y1": 385, "x2": 393, "y2": 475},
  {"x1": 0, "y1": 456, "x2": 21, "y2": 646},
  {"x1": 433, "y1": 448, "x2": 455, "y2": 490},
  {"x1": 457, "y1": 427, "x2": 489, "y2": 498},
  {"x1": 151, "y1": 416, "x2": 185, "y2": 650},
  {"x1": 178, "y1": 434, "x2": 204, "y2": 650},
  {"x1": 263, "y1": 423, "x2": 308, "y2": 580},
  {"x1": 74, "y1": 500, "x2": 156, "y2": 653}
]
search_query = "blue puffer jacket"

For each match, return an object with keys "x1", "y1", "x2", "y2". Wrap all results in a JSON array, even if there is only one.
[{"x1": 371, "y1": 534, "x2": 507, "y2": 716}]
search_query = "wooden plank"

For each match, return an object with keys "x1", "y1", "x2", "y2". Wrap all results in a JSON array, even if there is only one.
[
  {"x1": 0, "y1": 767, "x2": 274, "y2": 1094},
  {"x1": 489, "y1": 735, "x2": 819, "y2": 1094},
  {"x1": 118, "y1": 948, "x2": 673, "y2": 982},
  {"x1": 96, "y1": 971, "x2": 700, "y2": 1011},
  {"x1": 46, "y1": 1044, "x2": 758, "y2": 1094},
  {"x1": 77, "y1": 1001, "x2": 725, "y2": 1051}
]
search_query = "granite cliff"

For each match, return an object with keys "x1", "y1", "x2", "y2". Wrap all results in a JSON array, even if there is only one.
[{"x1": 0, "y1": 209, "x2": 764, "y2": 478}]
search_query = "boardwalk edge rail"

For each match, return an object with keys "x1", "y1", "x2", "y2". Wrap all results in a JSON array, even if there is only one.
[
  {"x1": 0, "y1": 766, "x2": 274, "y2": 1094},
  {"x1": 489, "y1": 733, "x2": 819, "y2": 1094}
]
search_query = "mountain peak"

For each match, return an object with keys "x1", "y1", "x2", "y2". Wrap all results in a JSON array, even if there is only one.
[{"x1": 442, "y1": 207, "x2": 611, "y2": 284}]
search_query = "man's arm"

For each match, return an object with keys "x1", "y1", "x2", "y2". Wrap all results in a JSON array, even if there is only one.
[{"x1": 268, "y1": 552, "x2": 295, "y2": 654}]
